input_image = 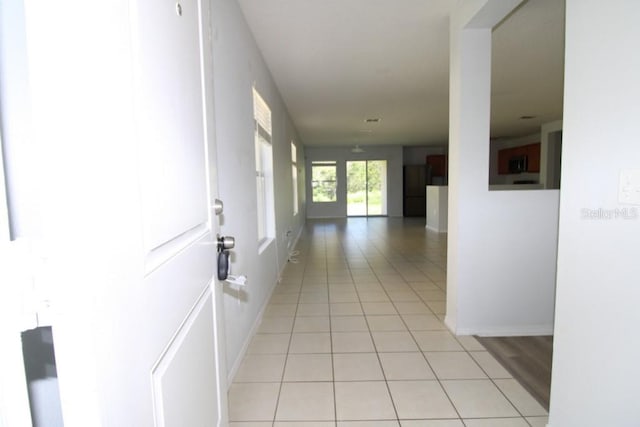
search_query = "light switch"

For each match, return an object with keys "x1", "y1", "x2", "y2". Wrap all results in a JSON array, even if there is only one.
[{"x1": 619, "y1": 169, "x2": 640, "y2": 205}]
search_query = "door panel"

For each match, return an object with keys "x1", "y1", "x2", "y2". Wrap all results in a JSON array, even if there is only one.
[
  {"x1": 367, "y1": 161, "x2": 387, "y2": 216},
  {"x1": 152, "y1": 286, "x2": 217, "y2": 427},
  {"x1": 346, "y1": 161, "x2": 367, "y2": 216},
  {"x1": 347, "y1": 160, "x2": 388, "y2": 216},
  {"x1": 132, "y1": 0, "x2": 209, "y2": 256}
]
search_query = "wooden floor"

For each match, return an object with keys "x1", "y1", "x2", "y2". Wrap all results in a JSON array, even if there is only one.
[{"x1": 475, "y1": 335, "x2": 553, "y2": 411}]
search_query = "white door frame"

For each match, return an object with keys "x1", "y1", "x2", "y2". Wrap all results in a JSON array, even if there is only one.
[
  {"x1": 0, "y1": 135, "x2": 34, "y2": 427},
  {"x1": 0, "y1": 1, "x2": 38, "y2": 422}
]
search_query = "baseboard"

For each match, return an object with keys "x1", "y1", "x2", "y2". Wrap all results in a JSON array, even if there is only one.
[
  {"x1": 226, "y1": 280, "x2": 279, "y2": 387},
  {"x1": 444, "y1": 314, "x2": 456, "y2": 333},
  {"x1": 277, "y1": 226, "x2": 304, "y2": 281},
  {"x1": 425, "y1": 224, "x2": 447, "y2": 233},
  {"x1": 307, "y1": 215, "x2": 405, "y2": 219},
  {"x1": 456, "y1": 324, "x2": 554, "y2": 337},
  {"x1": 228, "y1": 223, "x2": 304, "y2": 385}
]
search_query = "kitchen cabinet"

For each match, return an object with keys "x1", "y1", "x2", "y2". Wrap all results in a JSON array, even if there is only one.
[
  {"x1": 426, "y1": 186, "x2": 448, "y2": 233},
  {"x1": 527, "y1": 143, "x2": 540, "y2": 172},
  {"x1": 497, "y1": 143, "x2": 541, "y2": 174},
  {"x1": 426, "y1": 155, "x2": 447, "y2": 182}
]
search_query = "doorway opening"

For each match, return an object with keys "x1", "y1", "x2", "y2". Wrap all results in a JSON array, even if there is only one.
[
  {"x1": 346, "y1": 160, "x2": 387, "y2": 216},
  {"x1": 22, "y1": 327, "x2": 63, "y2": 427}
]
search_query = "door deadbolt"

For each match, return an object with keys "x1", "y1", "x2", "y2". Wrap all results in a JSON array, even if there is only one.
[
  {"x1": 216, "y1": 235, "x2": 235, "y2": 281},
  {"x1": 217, "y1": 235, "x2": 235, "y2": 252}
]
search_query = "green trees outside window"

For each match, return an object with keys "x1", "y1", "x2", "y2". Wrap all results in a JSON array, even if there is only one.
[
  {"x1": 311, "y1": 161, "x2": 337, "y2": 202},
  {"x1": 347, "y1": 160, "x2": 387, "y2": 216}
]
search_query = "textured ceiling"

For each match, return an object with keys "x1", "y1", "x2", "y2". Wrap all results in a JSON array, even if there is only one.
[{"x1": 237, "y1": 0, "x2": 564, "y2": 147}]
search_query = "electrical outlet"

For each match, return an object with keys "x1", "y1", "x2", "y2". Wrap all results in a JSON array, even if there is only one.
[{"x1": 619, "y1": 169, "x2": 640, "y2": 205}]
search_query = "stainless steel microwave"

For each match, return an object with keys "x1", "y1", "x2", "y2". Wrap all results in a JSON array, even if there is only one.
[{"x1": 508, "y1": 155, "x2": 528, "y2": 173}]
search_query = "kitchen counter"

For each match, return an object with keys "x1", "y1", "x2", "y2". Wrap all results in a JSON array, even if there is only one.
[{"x1": 426, "y1": 185, "x2": 448, "y2": 233}]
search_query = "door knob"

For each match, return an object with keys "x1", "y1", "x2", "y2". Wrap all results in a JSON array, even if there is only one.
[{"x1": 213, "y1": 199, "x2": 224, "y2": 215}]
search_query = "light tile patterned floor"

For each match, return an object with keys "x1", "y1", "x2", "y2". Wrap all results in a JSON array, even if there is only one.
[{"x1": 229, "y1": 218, "x2": 548, "y2": 426}]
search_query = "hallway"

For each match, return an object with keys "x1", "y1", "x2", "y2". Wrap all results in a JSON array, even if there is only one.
[{"x1": 228, "y1": 218, "x2": 548, "y2": 426}]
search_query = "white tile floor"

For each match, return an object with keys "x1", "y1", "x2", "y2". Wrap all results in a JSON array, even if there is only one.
[{"x1": 228, "y1": 218, "x2": 548, "y2": 426}]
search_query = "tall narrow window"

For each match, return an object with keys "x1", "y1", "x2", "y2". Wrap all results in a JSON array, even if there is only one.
[
  {"x1": 311, "y1": 161, "x2": 337, "y2": 202},
  {"x1": 291, "y1": 142, "x2": 299, "y2": 215},
  {"x1": 253, "y1": 88, "x2": 274, "y2": 245}
]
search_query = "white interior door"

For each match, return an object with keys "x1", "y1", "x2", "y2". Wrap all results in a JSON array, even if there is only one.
[
  {"x1": 128, "y1": 1, "x2": 227, "y2": 425},
  {"x1": 7, "y1": 0, "x2": 227, "y2": 425}
]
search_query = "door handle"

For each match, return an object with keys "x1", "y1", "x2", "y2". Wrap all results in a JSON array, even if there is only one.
[{"x1": 217, "y1": 251, "x2": 229, "y2": 280}]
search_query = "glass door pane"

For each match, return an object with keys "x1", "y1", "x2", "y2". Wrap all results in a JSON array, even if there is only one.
[
  {"x1": 347, "y1": 160, "x2": 387, "y2": 216},
  {"x1": 346, "y1": 161, "x2": 366, "y2": 216},
  {"x1": 367, "y1": 160, "x2": 387, "y2": 215}
]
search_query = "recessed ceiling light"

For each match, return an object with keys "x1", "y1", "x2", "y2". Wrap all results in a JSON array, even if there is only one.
[{"x1": 364, "y1": 118, "x2": 380, "y2": 123}]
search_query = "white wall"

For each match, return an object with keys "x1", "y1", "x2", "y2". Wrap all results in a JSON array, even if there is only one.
[
  {"x1": 549, "y1": 1, "x2": 640, "y2": 425},
  {"x1": 305, "y1": 145, "x2": 403, "y2": 218},
  {"x1": 447, "y1": 0, "x2": 559, "y2": 336},
  {"x1": 210, "y1": 0, "x2": 305, "y2": 381}
]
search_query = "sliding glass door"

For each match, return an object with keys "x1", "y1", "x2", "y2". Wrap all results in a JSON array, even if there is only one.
[{"x1": 346, "y1": 160, "x2": 387, "y2": 216}]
